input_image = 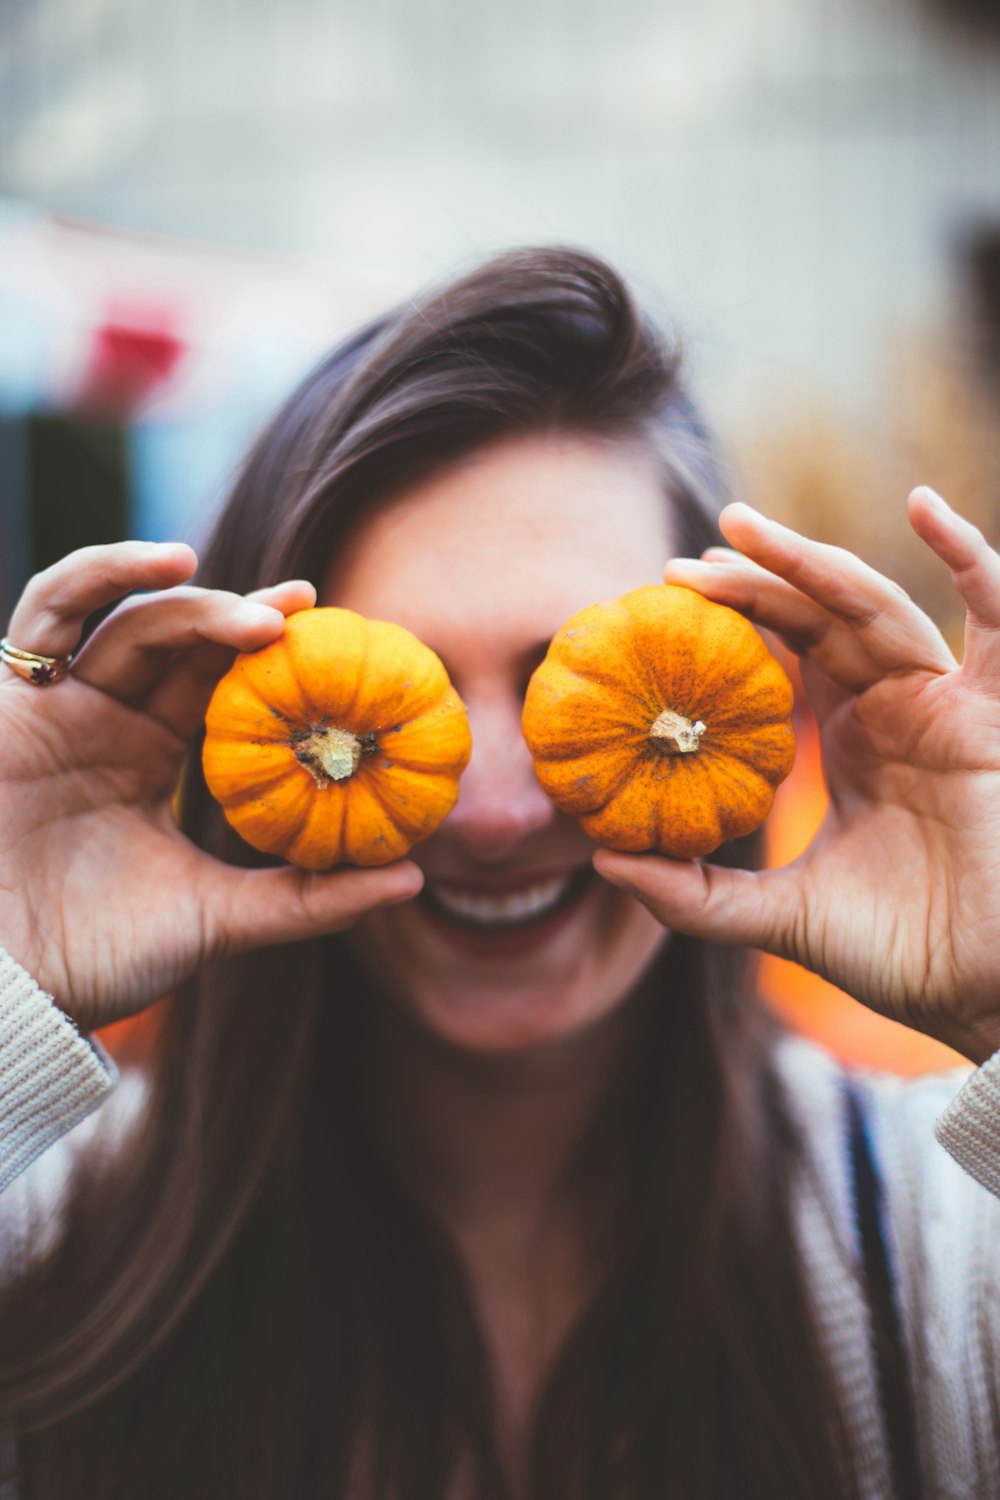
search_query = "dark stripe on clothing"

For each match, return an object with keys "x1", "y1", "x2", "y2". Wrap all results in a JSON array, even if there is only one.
[{"x1": 845, "y1": 1080, "x2": 924, "y2": 1500}]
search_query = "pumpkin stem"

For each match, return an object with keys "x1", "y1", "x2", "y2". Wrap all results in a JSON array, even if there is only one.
[
  {"x1": 649, "y1": 709, "x2": 706, "y2": 755},
  {"x1": 297, "y1": 725, "x2": 364, "y2": 786}
]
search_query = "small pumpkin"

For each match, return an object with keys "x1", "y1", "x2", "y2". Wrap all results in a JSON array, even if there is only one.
[
  {"x1": 203, "y1": 607, "x2": 472, "y2": 869},
  {"x1": 522, "y1": 584, "x2": 795, "y2": 859}
]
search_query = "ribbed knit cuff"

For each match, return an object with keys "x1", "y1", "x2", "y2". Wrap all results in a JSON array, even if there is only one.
[
  {"x1": 934, "y1": 1045, "x2": 1000, "y2": 1199},
  {"x1": 0, "y1": 946, "x2": 117, "y2": 1193}
]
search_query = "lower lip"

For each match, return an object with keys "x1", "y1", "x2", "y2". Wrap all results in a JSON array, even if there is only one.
[{"x1": 415, "y1": 874, "x2": 595, "y2": 959}]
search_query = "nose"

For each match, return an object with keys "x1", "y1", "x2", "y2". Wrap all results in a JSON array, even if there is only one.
[{"x1": 445, "y1": 694, "x2": 557, "y2": 859}]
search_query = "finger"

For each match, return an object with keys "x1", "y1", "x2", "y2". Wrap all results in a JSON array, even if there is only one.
[
  {"x1": 141, "y1": 582, "x2": 317, "y2": 741},
  {"x1": 6, "y1": 541, "x2": 197, "y2": 659},
  {"x1": 245, "y1": 580, "x2": 317, "y2": 612},
  {"x1": 907, "y1": 487, "x2": 1000, "y2": 690},
  {"x1": 72, "y1": 588, "x2": 287, "y2": 702},
  {"x1": 593, "y1": 848, "x2": 794, "y2": 954},
  {"x1": 664, "y1": 552, "x2": 956, "y2": 698},
  {"x1": 206, "y1": 858, "x2": 425, "y2": 955},
  {"x1": 714, "y1": 504, "x2": 955, "y2": 685},
  {"x1": 716, "y1": 503, "x2": 911, "y2": 629},
  {"x1": 698, "y1": 546, "x2": 748, "y2": 565},
  {"x1": 76, "y1": 581, "x2": 316, "y2": 738},
  {"x1": 664, "y1": 555, "x2": 832, "y2": 655}
]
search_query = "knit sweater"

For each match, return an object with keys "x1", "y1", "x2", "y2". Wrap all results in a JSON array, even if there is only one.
[{"x1": 3, "y1": 947, "x2": 1000, "y2": 1498}]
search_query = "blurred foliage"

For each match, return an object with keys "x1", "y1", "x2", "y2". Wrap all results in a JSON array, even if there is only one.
[{"x1": 734, "y1": 336, "x2": 1000, "y2": 655}]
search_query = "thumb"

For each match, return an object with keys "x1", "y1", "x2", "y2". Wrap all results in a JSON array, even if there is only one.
[
  {"x1": 206, "y1": 859, "x2": 425, "y2": 956},
  {"x1": 593, "y1": 848, "x2": 791, "y2": 954}
]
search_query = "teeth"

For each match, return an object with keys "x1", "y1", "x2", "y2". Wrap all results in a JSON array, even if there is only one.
[{"x1": 428, "y1": 873, "x2": 574, "y2": 927}]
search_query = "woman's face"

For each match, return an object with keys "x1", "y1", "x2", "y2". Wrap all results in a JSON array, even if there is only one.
[{"x1": 323, "y1": 431, "x2": 676, "y2": 1056}]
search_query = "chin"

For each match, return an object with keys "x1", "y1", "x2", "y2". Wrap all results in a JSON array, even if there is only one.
[
  {"x1": 400, "y1": 977, "x2": 625, "y2": 1057},
  {"x1": 349, "y1": 867, "x2": 668, "y2": 1060}
]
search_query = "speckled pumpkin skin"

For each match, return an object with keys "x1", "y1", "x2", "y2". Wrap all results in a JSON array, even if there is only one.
[
  {"x1": 522, "y1": 584, "x2": 795, "y2": 859},
  {"x1": 203, "y1": 607, "x2": 472, "y2": 869}
]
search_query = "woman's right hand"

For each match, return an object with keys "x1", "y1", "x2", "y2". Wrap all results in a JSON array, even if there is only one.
[{"x1": 0, "y1": 542, "x2": 424, "y2": 1033}]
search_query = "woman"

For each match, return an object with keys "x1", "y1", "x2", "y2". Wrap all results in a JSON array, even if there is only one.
[{"x1": 1, "y1": 245, "x2": 999, "y2": 1499}]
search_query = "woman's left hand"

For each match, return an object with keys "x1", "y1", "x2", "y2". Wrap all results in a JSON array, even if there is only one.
[{"x1": 594, "y1": 487, "x2": 1000, "y2": 1065}]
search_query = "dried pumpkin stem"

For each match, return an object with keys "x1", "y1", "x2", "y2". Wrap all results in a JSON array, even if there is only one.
[
  {"x1": 649, "y1": 708, "x2": 706, "y2": 755},
  {"x1": 298, "y1": 725, "x2": 364, "y2": 786}
]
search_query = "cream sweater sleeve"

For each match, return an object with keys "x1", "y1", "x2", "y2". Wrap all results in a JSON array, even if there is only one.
[
  {"x1": 934, "y1": 1046, "x2": 1000, "y2": 1199},
  {"x1": 0, "y1": 946, "x2": 117, "y2": 1193}
]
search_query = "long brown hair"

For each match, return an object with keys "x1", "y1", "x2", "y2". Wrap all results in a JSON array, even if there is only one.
[{"x1": 1, "y1": 247, "x2": 859, "y2": 1499}]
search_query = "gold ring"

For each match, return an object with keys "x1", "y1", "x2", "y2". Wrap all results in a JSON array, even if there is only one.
[{"x1": 0, "y1": 637, "x2": 74, "y2": 686}]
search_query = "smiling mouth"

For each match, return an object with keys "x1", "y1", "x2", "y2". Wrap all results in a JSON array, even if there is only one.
[{"x1": 419, "y1": 868, "x2": 593, "y2": 930}]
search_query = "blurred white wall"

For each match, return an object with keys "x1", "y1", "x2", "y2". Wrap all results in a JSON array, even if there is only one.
[{"x1": 1, "y1": 0, "x2": 999, "y2": 418}]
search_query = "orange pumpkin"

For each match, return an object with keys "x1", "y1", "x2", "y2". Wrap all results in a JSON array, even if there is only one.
[
  {"x1": 203, "y1": 607, "x2": 472, "y2": 868},
  {"x1": 522, "y1": 584, "x2": 795, "y2": 858}
]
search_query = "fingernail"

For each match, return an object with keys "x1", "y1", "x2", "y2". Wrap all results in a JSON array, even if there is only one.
[
  {"x1": 383, "y1": 886, "x2": 421, "y2": 905},
  {"x1": 381, "y1": 868, "x2": 424, "y2": 902},
  {"x1": 241, "y1": 605, "x2": 284, "y2": 627},
  {"x1": 916, "y1": 485, "x2": 949, "y2": 513},
  {"x1": 701, "y1": 547, "x2": 743, "y2": 563},
  {"x1": 142, "y1": 540, "x2": 191, "y2": 559},
  {"x1": 261, "y1": 579, "x2": 313, "y2": 594}
]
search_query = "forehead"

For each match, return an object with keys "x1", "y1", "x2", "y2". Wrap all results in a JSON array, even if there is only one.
[{"x1": 322, "y1": 432, "x2": 676, "y2": 650}]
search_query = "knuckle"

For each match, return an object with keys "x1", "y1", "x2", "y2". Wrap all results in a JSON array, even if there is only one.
[
  {"x1": 15, "y1": 567, "x2": 56, "y2": 616},
  {"x1": 9, "y1": 583, "x2": 63, "y2": 641},
  {"x1": 828, "y1": 541, "x2": 860, "y2": 570}
]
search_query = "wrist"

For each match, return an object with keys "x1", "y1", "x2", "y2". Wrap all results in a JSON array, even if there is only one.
[
  {"x1": 923, "y1": 1013, "x2": 1000, "y2": 1068},
  {"x1": 0, "y1": 943, "x2": 118, "y2": 1191}
]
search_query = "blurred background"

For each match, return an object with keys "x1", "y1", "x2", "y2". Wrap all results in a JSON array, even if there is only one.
[{"x1": 2, "y1": 0, "x2": 999, "y2": 1070}]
